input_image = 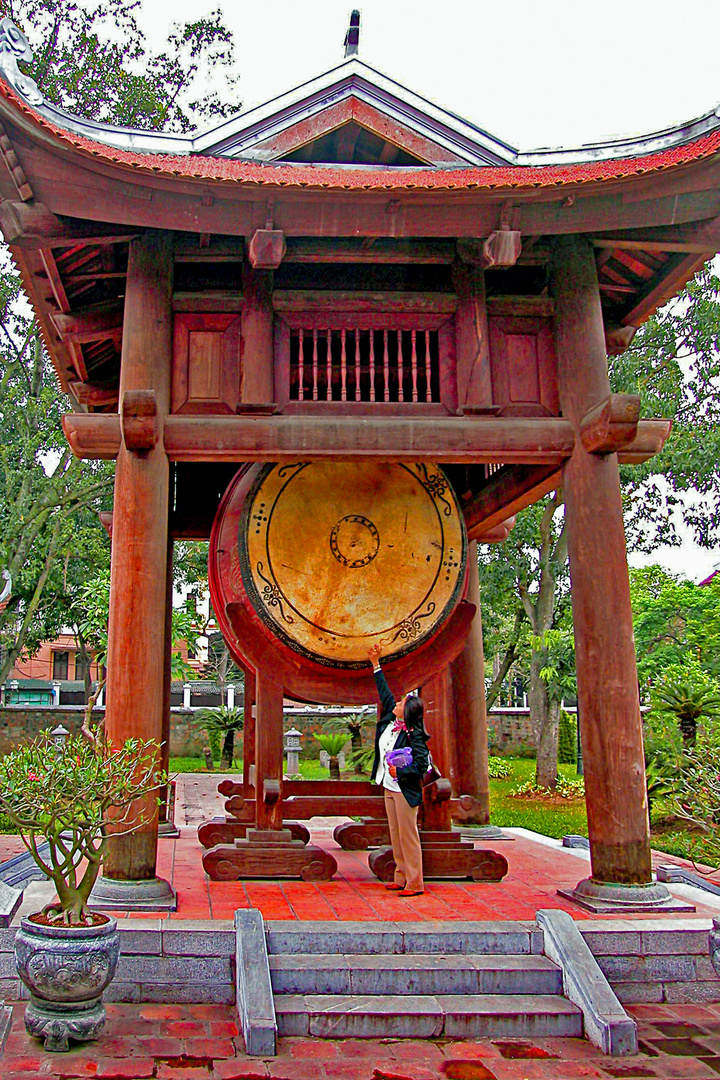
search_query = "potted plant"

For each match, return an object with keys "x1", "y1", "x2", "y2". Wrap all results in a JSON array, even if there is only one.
[{"x1": 0, "y1": 727, "x2": 165, "y2": 1052}]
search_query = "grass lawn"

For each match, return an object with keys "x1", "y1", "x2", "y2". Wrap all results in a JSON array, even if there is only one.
[
  {"x1": 489, "y1": 758, "x2": 588, "y2": 839},
  {"x1": 163, "y1": 754, "x2": 714, "y2": 864}
]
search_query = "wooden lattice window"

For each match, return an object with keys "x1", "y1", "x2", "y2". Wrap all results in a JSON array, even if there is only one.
[
  {"x1": 290, "y1": 328, "x2": 440, "y2": 403},
  {"x1": 273, "y1": 292, "x2": 458, "y2": 413}
]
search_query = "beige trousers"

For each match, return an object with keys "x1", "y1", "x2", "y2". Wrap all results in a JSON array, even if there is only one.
[{"x1": 384, "y1": 788, "x2": 424, "y2": 892}]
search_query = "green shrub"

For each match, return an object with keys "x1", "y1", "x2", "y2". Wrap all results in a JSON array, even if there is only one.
[
  {"x1": 488, "y1": 756, "x2": 512, "y2": 779},
  {"x1": 557, "y1": 710, "x2": 576, "y2": 765},
  {"x1": 510, "y1": 775, "x2": 584, "y2": 800}
]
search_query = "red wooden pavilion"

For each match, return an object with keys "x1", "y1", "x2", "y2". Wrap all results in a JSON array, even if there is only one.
[{"x1": 0, "y1": 14, "x2": 717, "y2": 910}]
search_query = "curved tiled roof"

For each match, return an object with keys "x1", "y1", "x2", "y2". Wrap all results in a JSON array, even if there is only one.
[{"x1": 3, "y1": 76, "x2": 720, "y2": 194}]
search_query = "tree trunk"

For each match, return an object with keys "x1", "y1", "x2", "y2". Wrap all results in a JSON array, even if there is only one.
[
  {"x1": 329, "y1": 756, "x2": 341, "y2": 780},
  {"x1": 537, "y1": 699, "x2": 561, "y2": 789},
  {"x1": 221, "y1": 729, "x2": 235, "y2": 768},
  {"x1": 349, "y1": 725, "x2": 364, "y2": 772}
]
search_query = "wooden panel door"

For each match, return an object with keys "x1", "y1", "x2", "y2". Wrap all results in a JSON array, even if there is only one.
[
  {"x1": 172, "y1": 313, "x2": 241, "y2": 414},
  {"x1": 488, "y1": 316, "x2": 559, "y2": 416}
]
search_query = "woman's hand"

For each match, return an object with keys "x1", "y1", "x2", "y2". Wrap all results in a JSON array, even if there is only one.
[
  {"x1": 367, "y1": 643, "x2": 382, "y2": 667},
  {"x1": 388, "y1": 764, "x2": 397, "y2": 779}
]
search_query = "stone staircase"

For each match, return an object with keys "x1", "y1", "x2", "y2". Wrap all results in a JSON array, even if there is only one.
[{"x1": 264, "y1": 921, "x2": 583, "y2": 1040}]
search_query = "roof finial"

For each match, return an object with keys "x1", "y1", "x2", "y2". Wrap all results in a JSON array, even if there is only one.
[{"x1": 344, "y1": 10, "x2": 360, "y2": 58}]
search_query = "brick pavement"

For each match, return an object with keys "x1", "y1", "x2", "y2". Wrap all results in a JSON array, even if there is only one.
[{"x1": 3, "y1": 1001, "x2": 720, "y2": 1079}]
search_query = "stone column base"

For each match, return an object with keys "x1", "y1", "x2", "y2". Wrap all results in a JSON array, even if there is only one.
[
  {"x1": 88, "y1": 875, "x2": 177, "y2": 912},
  {"x1": 558, "y1": 877, "x2": 695, "y2": 914}
]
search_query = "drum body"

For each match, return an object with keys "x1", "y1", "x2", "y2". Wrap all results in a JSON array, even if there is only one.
[{"x1": 209, "y1": 461, "x2": 469, "y2": 701}]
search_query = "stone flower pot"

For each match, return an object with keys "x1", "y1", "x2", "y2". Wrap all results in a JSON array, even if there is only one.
[
  {"x1": 710, "y1": 917, "x2": 720, "y2": 978},
  {"x1": 14, "y1": 914, "x2": 120, "y2": 1052}
]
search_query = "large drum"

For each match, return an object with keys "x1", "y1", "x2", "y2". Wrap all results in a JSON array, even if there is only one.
[{"x1": 209, "y1": 461, "x2": 469, "y2": 700}]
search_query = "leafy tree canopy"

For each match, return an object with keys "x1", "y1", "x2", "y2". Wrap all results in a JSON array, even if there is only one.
[{"x1": 2, "y1": 0, "x2": 241, "y2": 130}]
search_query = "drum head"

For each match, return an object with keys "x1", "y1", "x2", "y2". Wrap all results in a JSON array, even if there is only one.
[{"x1": 235, "y1": 461, "x2": 466, "y2": 667}]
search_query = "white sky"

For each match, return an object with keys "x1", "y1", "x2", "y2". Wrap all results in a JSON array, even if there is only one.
[
  {"x1": 137, "y1": 0, "x2": 720, "y2": 582},
  {"x1": 139, "y1": 0, "x2": 720, "y2": 149}
]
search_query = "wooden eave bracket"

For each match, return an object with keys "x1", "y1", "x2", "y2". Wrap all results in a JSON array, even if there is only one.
[
  {"x1": 605, "y1": 325, "x2": 637, "y2": 356},
  {"x1": 473, "y1": 517, "x2": 516, "y2": 543},
  {"x1": 263, "y1": 779, "x2": 281, "y2": 806},
  {"x1": 0, "y1": 199, "x2": 140, "y2": 248},
  {"x1": 580, "y1": 394, "x2": 641, "y2": 455},
  {"x1": 248, "y1": 229, "x2": 286, "y2": 269},
  {"x1": 98, "y1": 511, "x2": 113, "y2": 538},
  {"x1": 0, "y1": 125, "x2": 33, "y2": 201},
  {"x1": 69, "y1": 381, "x2": 119, "y2": 408},
  {"x1": 52, "y1": 300, "x2": 123, "y2": 344},
  {"x1": 121, "y1": 390, "x2": 159, "y2": 453}
]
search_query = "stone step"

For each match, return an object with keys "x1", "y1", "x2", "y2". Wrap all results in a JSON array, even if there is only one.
[
  {"x1": 269, "y1": 952, "x2": 563, "y2": 996},
  {"x1": 275, "y1": 993, "x2": 584, "y2": 1039},
  {"x1": 266, "y1": 920, "x2": 541, "y2": 956}
]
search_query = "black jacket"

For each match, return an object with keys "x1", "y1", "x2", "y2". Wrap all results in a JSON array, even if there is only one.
[{"x1": 371, "y1": 668, "x2": 429, "y2": 808}]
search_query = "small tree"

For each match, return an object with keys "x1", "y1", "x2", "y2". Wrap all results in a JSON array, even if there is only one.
[
  {"x1": 313, "y1": 733, "x2": 348, "y2": 780},
  {"x1": 323, "y1": 710, "x2": 374, "y2": 773},
  {"x1": 196, "y1": 705, "x2": 244, "y2": 769},
  {"x1": 0, "y1": 729, "x2": 165, "y2": 924},
  {"x1": 651, "y1": 677, "x2": 720, "y2": 750}
]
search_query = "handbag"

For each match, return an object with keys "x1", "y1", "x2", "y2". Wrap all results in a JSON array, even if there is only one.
[{"x1": 422, "y1": 751, "x2": 442, "y2": 787}]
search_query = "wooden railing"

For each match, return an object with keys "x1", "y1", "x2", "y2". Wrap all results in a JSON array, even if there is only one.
[{"x1": 290, "y1": 327, "x2": 440, "y2": 403}]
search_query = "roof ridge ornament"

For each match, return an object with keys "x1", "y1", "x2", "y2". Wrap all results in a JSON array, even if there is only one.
[
  {"x1": 0, "y1": 19, "x2": 43, "y2": 106},
  {"x1": 343, "y1": 9, "x2": 360, "y2": 58}
]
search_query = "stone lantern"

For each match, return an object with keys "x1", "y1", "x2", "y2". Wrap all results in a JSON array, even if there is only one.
[{"x1": 284, "y1": 728, "x2": 302, "y2": 776}]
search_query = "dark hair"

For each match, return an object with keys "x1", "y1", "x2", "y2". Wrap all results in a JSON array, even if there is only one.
[{"x1": 403, "y1": 694, "x2": 424, "y2": 730}]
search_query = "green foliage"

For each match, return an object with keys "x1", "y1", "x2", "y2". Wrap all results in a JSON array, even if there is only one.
[
  {"x1": 0, "y1": 729, "x2": 165, "y2": 923},
  {"x1": 630, "y1": 565, "x2": 720, "y2": 691},
  {"x1": 195, "y1": 706, "x2": 244, "y2": 768},
  {"x1": 487, "y1": 756, "x2": 512, "y2": 779},
  {"x1": 489, "y1": 758, "x2": 588, "y2": 838},
  {"x1": 313, "y1": 733, "x2": 349, "y2": 756},
  {"x1": 664, "y1": 739, "x2": 720, "y2": 867},
  {"x1": 651, "y1": 675, "x2": 720, "y2": 749},
  {"x1": 511, "y1": 775, "x2": 585, "y2": 800},
  {"x1": 557, "y1": 710, "x2": 576, "y2": 765},
  {"x1": 611, "y1": 266, "x2": 720, "y2": 550},
  {"x1": 3, "y1": 0, "x2": 240, "y2": 131}
]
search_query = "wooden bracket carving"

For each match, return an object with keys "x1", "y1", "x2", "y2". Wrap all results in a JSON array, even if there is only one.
[
  {"x1": 263, "y1": 779, "x2": 281, "y2": 805},
  {"x1": 473, "y1": 517, "x2": 516, "y2": 544},
  {"x1": 98, "y1": 511, "x2": 113, "y2": 539},
  {"x1": 248, "y1": 229, "x2": 286, "y2": 269},
  {"x1": 580, "y1": 393, "x2": 641, "y2": 454},
  {"x1": 0, "y1": 124, "x2": 32, "y2": 201},
  {"x1": 482, "y1": 229, "x2": 522, "y2": 268},
  {"x1": 427, "y1": 777, "x2": 452, "y2": 803},
  {"x1": 605, "y1": 325, "x2": 638, "y2": 356},
  {"x1": 69, "y1": 380, "x2": 119, "y2": 408},
  {"x1": 121, "y1": 389, "x2": 159, "y2": 453}
]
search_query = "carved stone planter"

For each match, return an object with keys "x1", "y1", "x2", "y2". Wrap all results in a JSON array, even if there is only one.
[
  {"x1": 710, "y1": 917, "x2": 720, "y2": 978},
  {"x1": 14, "y1": 914, "x2": 120, "y2": 1052}
]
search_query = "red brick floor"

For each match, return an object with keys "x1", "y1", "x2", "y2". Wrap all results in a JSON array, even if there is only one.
[
  {"x1": 1, "y1": 816, "x2": 718, "y2": 922},
  {"x1": 3, "y1": 1001, "x2": 720, "y2": 1079},
  {"x1": 123, "y1": 829, "x2": 720, "y2": 922}
]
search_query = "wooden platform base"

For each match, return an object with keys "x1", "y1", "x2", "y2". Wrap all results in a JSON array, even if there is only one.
[
  {"x1": 368, "y1": 836, "x2": 508, "y2": 882},
  {"x1": 203, "y1": 836, "x2": 337, "y2": 881},
  {"x1": 333, "y1": 820, "x2": 389, "y2": 850},
  {"x1": 198, "y1": 816, "x2": 310, "y2": 849}
]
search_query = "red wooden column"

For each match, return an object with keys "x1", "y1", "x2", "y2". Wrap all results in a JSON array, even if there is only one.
[
  {"x1": 252, "y1": 671, "x2": 285, "y2": 834},
  {"x1": 450, "y1": 542, "x2": 490, "y2": 824},
  {"x1": 158, "y1": 537, "x2": 178, "y2": 836},
  {"x1": 95, "y1": 231, "x2": 176, "y2": 908},
  {"x1": 552, "y1": 237, "x2": 663, "y2": 902},
  {"x1": 242, "y1": 668, "x2": 257, "y2": 793},
  {"x1": 241, "y1": 263, "x2": 274, "y2": 403}
]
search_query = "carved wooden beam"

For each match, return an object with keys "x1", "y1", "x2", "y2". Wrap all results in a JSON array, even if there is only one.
[
  {"x1": 0, "y1": 201, "x2": 140, "y2": 248},
  {"x1": 482, "y1": 229, "x2": 522, "y2": 268},
  {"x1": 121, "y1": 390, "x2": 158, "y2": 453},
  {"x1": 51, "y1": 300, "x2": 124, "y2": 343},
  {"x1": 61, "y1": 412, "x2": 671, "y2": 467},
  {"x1": 463, "y1": 464, "x2": 562, "y2": 540},
  {"x1": 580, "y1": 394, "x2": 641, "y2": 454},
  {"x1": 617, "y1": 419, "x2": 672, "y2": 463},
  {"x1": 247, "y1": 228, "x2": 286, "y2": 269},
  {"x1": 0, "y1": 124, "x2": 32, "y2": 201},
  {"x1": 69, "y1": 381, "x2": 119, "y2": 407},
  {"x1": 473, "y1": 516, "x2": 516, "y2": 543}
]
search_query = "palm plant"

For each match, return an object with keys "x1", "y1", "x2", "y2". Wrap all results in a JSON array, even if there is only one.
[
  {"x1": 196, "y1": 705, "x2": 244, "y2": 769},
  {"x1": 651, "y1": 680, "x2": 720, "y2": 749},
  {"x1": 313, "y1": 732, "x2": 348, "y2": 779},
  {"x1": 323, "y1": 710, "x2": 374, "y2": 773}
]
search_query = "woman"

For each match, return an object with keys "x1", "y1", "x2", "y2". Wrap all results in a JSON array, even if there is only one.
[{"x1": 367, "y1": 642, "x2": 429, "y2": 896}]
